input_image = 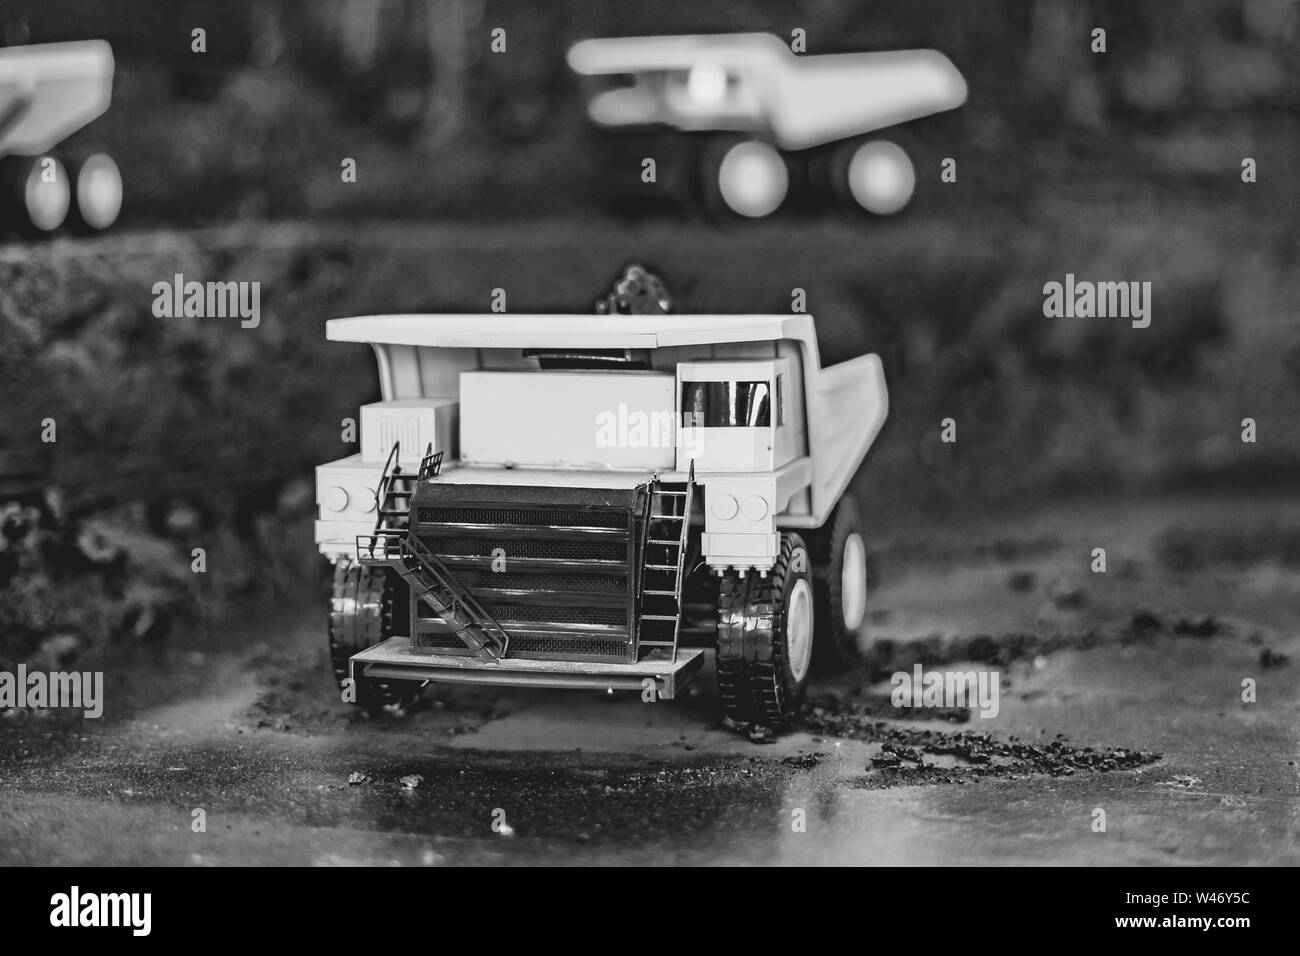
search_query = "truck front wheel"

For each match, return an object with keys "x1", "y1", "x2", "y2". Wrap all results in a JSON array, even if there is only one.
[
  {"x1": 715, "y1": 533, "x2": 813, "y2": 727},
  {"x1": 702, "y1": 137, "x2": 789, "y2": 219},
  {"x1": 328, "y1": 559, "x2": 418, "y2": 712},
  {"x1": 0, "y1": 155, "x2": 71, "y2": 233}
]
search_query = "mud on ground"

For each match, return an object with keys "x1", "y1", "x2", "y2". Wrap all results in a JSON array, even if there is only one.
[{"x1": 2, "y1": 491, "x2": 1293, "y2": 865}]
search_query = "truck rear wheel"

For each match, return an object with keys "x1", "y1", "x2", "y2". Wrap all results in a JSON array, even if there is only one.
[
  {"x1": 714, "y1": 533, "x2": 813, "y2": 727},
  {"x1": 328, "y1": 558, "x2": 418, "y2": 712},
  {"x1": 810, "y1": 495, "x2": 871, "y2": 671},
  {"x1": 69, "y1": 154, "x2": 123, "y2": 232},
  {"x1": 834, "y1": 139, "x2": 915, "y2": 215}
]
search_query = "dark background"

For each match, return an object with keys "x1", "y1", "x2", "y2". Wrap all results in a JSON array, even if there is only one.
[
  {"x1": 1, "y1": 0, "x2": 1298, "y2": 664},
  {"x1": 6, "y1": 0, "x2": 1299, "y2": 222}
]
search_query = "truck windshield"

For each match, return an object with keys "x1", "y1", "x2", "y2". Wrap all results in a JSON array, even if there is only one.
[{"x1": 681, "y1": 380, "x2": 771, "y2": 428}]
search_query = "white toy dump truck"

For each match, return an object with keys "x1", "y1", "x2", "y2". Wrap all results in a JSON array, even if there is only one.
[
  {"x1": 316, "y1": 280, "x2": 888, "y2": 727},
  {"x1": 567, "y1": 32, "x2": 966, "y2": 218},
  {"x1": 0, "y1": 40, "x2": 123, "y2": 233}
]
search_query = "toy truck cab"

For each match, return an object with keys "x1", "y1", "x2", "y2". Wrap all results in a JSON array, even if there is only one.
[{"x1": 317, "y1": 309, "x2": 887, "y2": 726}]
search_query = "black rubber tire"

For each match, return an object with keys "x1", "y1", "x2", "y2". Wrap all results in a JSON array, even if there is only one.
[
  {"x1": 810, "y1": 495, "x2": 871, "y2": 672},
  {"x1": 714, "y1": 533, "x2": 813, "y2": 727},
  {"x1": 328, "y1": 558, "x2": 418, "y2": 712},
  {"x1": 715, "y1": 569, "x2": 756, "y2": 723}
]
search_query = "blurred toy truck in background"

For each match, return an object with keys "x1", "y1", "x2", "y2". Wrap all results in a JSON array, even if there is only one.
[
  {"x1": 567, "y1": 32, "x2": 966, "y2": 218},
  {"x1": 316, "y1": 281, "x2": 888, "y2": 728},
  {"x1": 0, "y1": 39, "x2": 123, "y2": 234}
]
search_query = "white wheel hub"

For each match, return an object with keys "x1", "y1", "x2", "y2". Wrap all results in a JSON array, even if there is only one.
[
  {"x1": 25, "y1": 156, "x2": 70, "y2": 232},
  {"x1": 76, "y1": 154, "x2": 123, "y2": 230},
  {"x1": 786, "y1": 576, "x2": 814, "y2": 682},
  {"x1": 840, "y1": 532, "x2": 868, "y2": 631},
  {"x1": 717, "y1": 140, "x2": 788, "y2": 218},
  {"x1": 846, "y1": 140, "x2": 915, "y2": 215}
]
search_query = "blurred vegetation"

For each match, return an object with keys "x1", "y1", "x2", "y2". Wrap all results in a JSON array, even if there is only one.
[{"x1": 2, "y1": 0, "x2": 1296, "y2": 223}]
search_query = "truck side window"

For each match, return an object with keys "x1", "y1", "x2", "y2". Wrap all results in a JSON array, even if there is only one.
[
  {"x1": 682, "y1": 380, "x2": 708, "y2": 428},
  {"x1": 681, "y1": 381, "x2": 770, "y2": 427}
]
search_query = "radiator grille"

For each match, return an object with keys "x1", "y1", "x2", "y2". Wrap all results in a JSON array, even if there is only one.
[
  {"x1": 431, "y1": 536, "x2": 627, "y2": 562},
  {"x1": 415, "y1": 630, "x2": 629, "y2": 659},
  {"x1": 418, "y1": 506, "x2": 625, "y2": 529},
  {"x1": 411, "y1": 491, "x2": 641, "y2": 662},
  {"x1": 509, "y1": 635, "x2": 630, "y2": 657},
  {"x1": 450, "y1": 570, "x2": 627, "y2": 594},
  {"x1": 379, "y1": 417, "x2": 421, "y2": 458},
  {"x1": 482, "y1": 603, "x2": 627, "y2": 627}
]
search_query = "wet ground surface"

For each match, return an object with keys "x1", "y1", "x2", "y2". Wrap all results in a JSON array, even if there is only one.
[{"x1": 1, "y1": 493, "x2": 1297, "y2": 865}]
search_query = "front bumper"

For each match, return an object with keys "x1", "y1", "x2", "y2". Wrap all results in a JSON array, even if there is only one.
[{"x1": 351, "y1": 637, "x2": 705, "y2": 700}]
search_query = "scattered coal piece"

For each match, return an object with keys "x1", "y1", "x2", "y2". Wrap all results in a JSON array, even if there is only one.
[
  {"x1": 1129, "y1": 608, "x2": 1164, "y2": 633},
  {"x1": 897, "y1": 705, "x2": 971, "y2": 723},
  {"x1": 779, "y1": 753, "x2": 822, "y2": 770},
  {"x1": 1007, "y1": 570, "x2": 1037, "y2": 592},
  {"x1": 803, "y1": 702, "x2": 1159, "y2": 788},
  {"x1": 1259, "y1": 648, "x2": 1290, "y2": 668},
  {"x1": 1172, "y1": 615, "x2": 1221, "y2": 638},
  {"x1": 1048, "y1": 577, "x2": 1086, "y2": 609},
  {"x1": 881, "y1": 743, "x2": 924, "y2": 764},
  {"x1": 747, "y1": 724, "x2": 777, "y2": 744}
]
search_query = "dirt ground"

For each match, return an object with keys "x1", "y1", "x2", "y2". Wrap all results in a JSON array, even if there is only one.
[{"x1": 1, "y1": 489, "x2": 1295, "y2": 866}]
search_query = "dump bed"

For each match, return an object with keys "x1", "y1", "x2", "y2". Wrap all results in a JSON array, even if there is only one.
[
  {"x1": 0, "y1": 41, "x2": 114, "y2": 157},
  {"x1": 567, "y1": 32, "x2": 967, "y2": 151}
]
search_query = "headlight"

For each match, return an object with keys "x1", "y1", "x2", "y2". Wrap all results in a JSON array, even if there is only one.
[
  {"x1": 742, "y1": 495, "x2": 769, "y2": 521},
  {"x1": 712, "y1": 493, "x2": 739, "y2": 520},
  {"x1": 322, "y1": 486, "x2": 350, "y2": 513}
]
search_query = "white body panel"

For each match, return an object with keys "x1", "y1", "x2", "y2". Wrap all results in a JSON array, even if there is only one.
[
  {"x1": 460, "y1": 370, "x2": 677, "y2": 470},
  {"x1": 329, "y1": 312, "x2": 811, "y2": 350},
  {"x1": 360, "y1": 398, "x2": 458, "y2": 468},
  {"x1": 802, "y1": 352, "x2": 888, "y2": 526},
  {"x1": 680, "y1": 427, "x2": 767, "y2": 472},
  {"x1": 315, "y1": 454, "x2": 382, "y2": 558}
]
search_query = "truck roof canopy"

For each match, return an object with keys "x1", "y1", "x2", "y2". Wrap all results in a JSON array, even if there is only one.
[{"x1": 326, "y1": 313, "x2": 818, "y2": 350}]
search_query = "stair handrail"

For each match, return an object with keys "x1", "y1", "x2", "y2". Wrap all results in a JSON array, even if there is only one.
[
  {"x1": 358, "y1": 440, "x2": 510, "y2": 659},
  {"x1": 401, "y1": 533, "x2": 513, "y2": 659},
  {"x1": 357, "y1": 441, "x2": 403, "y2": 561},
  {"x1": 418, "y1": 442, "x2": 444, "y2": 481},
  {"x1": 671, "y1": 463, "x2": 696, "y2": 663},
  {"x1": 375, "y1": 440, "x2": 402, "y2": 511}
]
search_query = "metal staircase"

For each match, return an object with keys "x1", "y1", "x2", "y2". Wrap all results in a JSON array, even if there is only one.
[
  {"x1": 357, "y1": 443, "x2": 511, "y2": 661},
  {"x1": 636, "y1": 464, "x2": 695, "y2": 662}
]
